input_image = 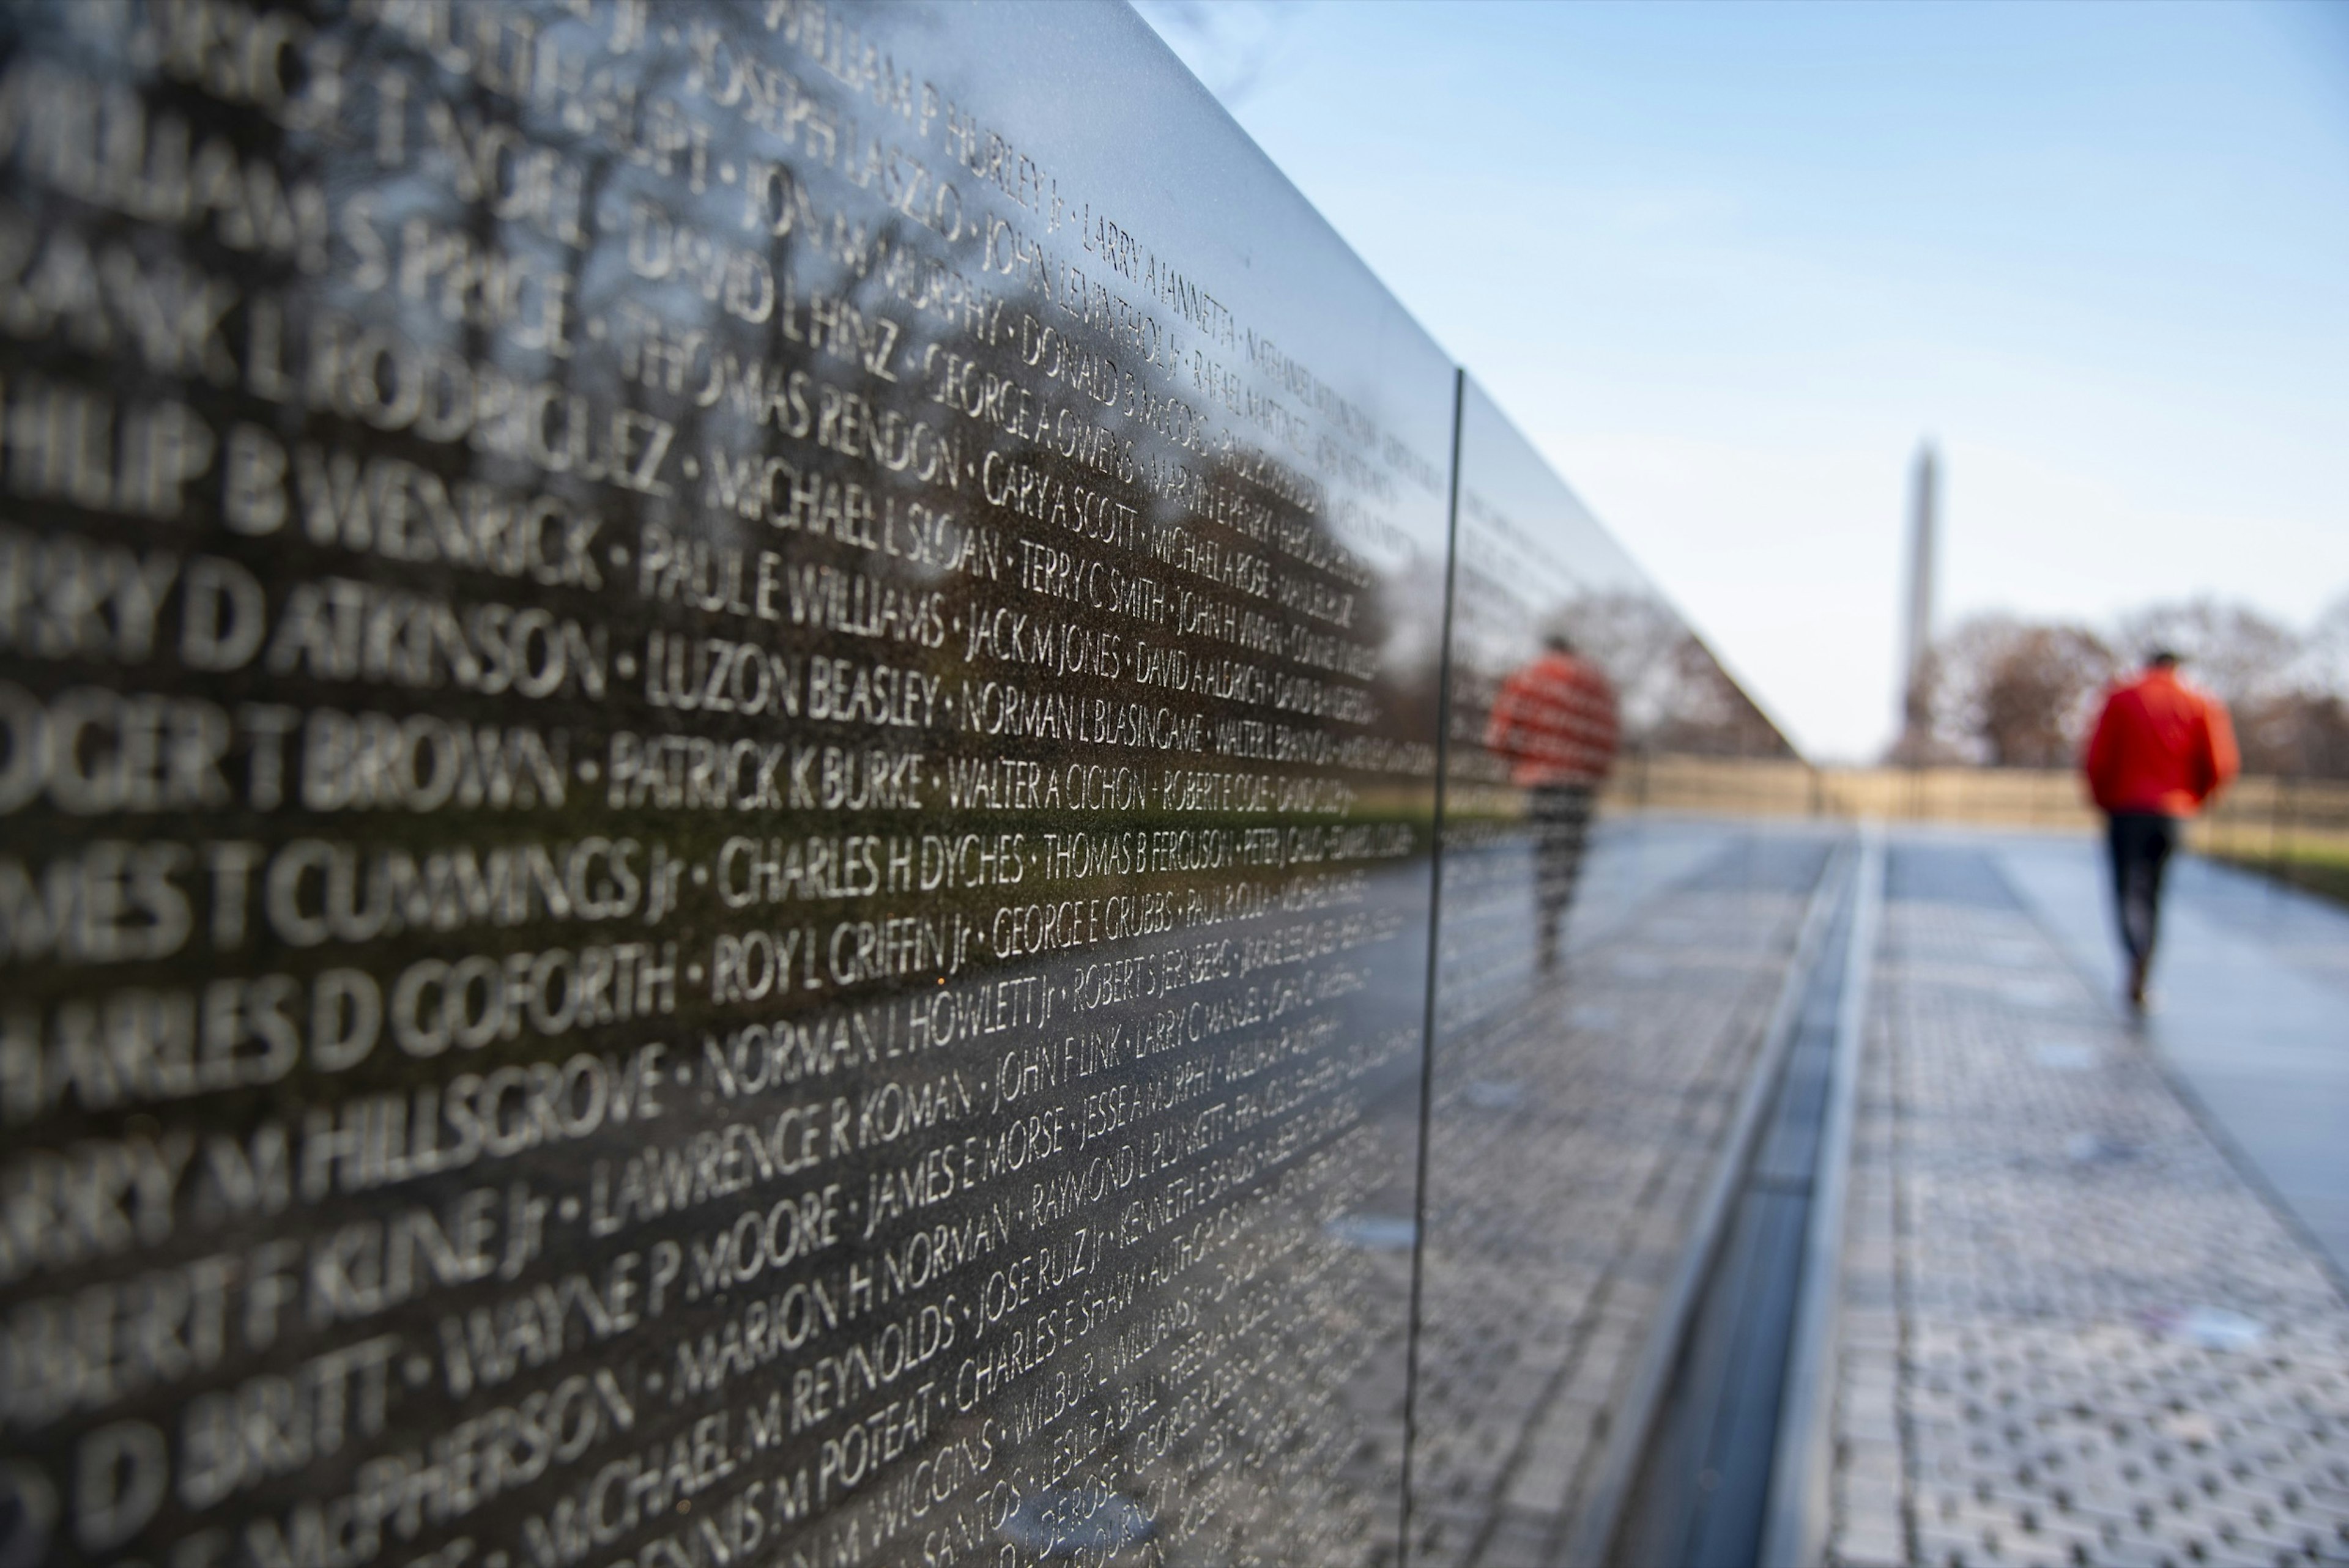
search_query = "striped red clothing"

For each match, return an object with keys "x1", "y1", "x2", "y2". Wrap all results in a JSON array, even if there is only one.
[{"x1": 1485, "y1": 652, "x2": 1620, "y2": 788}]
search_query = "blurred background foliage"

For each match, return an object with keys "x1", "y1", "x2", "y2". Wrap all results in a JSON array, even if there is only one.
[{"x1": 1903, "y1": 594, "x2": 2349, "y2": 778}]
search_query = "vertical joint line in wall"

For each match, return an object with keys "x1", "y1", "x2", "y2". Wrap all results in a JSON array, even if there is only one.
[{"x1": 1397, "y1": 366, "x2": 1468, "y2": 1568}]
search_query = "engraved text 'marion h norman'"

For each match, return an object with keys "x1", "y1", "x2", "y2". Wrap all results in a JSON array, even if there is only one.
[{"x1": 0, "y1": 2, "x2": 1470, "y2": 1564}]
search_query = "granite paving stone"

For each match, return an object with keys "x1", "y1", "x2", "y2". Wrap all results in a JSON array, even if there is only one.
[{"x1": 1821, "y1": 845, "x2": 2349, "y2": 1568}]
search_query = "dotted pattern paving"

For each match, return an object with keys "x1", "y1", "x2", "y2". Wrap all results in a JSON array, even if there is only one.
[
  {"x1": 1825, "y1": 851, "x2": 2349, "y2": 1568},
  {"x1": 1408, "y1": 834, "x2": 1832, "y2": 1567}
]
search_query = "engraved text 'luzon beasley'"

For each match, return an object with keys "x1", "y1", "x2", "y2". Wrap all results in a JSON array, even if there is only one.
[{"x1": 0, "y1": 2, "x2": 1458, "y2": 1567}]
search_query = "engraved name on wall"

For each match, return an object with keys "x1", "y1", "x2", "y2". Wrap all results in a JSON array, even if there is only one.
[{"x1": 0, "y1": 4, "x2": 1449, "y2": 1565}]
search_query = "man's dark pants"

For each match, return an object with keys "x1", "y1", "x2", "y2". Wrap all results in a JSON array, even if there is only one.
[
  {"x1": 1531, "y1": 783, "x2": 1597, "y2": 963},
  {"x1": 2106, "y1": 810, "x2": 2180, "y2": 977}
]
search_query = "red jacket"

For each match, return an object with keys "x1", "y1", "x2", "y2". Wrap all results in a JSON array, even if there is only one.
[
  {"x1": 1486, "y1": 651, "x2": 1620, "y2": 788},
  {"x1": 2082, "y1": 667, "x2": 2238, "y2": 817}
]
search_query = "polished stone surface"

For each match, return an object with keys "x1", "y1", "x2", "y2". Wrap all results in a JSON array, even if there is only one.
[
  {"x1": 0, "y1": 6, "x2": 1800, "y2": 1566},
  {"x1": 1407, "y1": 382, "x2": 1810, "y2": 1567}
]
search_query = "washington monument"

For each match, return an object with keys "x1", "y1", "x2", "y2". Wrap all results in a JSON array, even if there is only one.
[{"x1": 1896, "y1": 443, "x2": 1939, "y2": 758}]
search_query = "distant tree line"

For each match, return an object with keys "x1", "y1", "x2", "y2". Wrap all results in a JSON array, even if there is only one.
[
  {"x1": 1566, "y1": 591, "x2": 1796, "y2": 761},
  {"x1": 1899, "y1": 596, "x2": 2349, "y2": 777}
]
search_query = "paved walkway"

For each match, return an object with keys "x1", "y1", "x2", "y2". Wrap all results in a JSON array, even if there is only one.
[
  {"x1": 2000, "y1": 837, "x2": 2349, "y2": 1278},
  {"x1": 1822, "y1": 832, "x2": 2349, "y2": 1568},
  {"x1": 1411, "y1": 824, "x2": 1837, "y2": 1567}
]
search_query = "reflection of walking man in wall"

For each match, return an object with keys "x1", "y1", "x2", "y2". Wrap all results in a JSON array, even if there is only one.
[
  {"x1": 2083, "y1": 650, "x2": 2238, "y2": 1012},
  {"x1": 1487, "y1": 635, "x2": 1621, "y2": 969}
]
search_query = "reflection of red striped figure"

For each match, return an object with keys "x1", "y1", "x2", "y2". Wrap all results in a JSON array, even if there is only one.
[{"x1": 1485, "y1": 645, "x2": 1621, "y2": 786}]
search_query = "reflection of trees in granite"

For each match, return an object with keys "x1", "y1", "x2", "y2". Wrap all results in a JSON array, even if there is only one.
[
  {"x1": 1551, "y1": 591, "x2": 1791, "y2": 762},
  {"x1": 0, "y1": 12, "x2": 1433, "y2": 1568},
  {"x1": 1154, "y1": 444, "x2": 1443, "y2": 810}
]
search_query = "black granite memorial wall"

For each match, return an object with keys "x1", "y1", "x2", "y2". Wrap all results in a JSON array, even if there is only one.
[
  {"x1": 0, "y1": 5, "x2": 1805, "y2": 1566},
  {"x1": 1406, "y1": 382, "x2": 1821, "y2": 1567}
]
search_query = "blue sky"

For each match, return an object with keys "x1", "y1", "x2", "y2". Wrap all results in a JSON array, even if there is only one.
[{"x1": 1136, "y1": 0, "x2": 2349, "y2": 760}]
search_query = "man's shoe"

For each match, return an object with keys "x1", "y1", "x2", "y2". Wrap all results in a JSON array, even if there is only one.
[{"x1": 2126, "y1": 957, "x2": 2150, "y2": 1013}]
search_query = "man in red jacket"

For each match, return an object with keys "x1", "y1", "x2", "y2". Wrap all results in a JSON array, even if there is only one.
[
  {"x1": 2082, "y1": 650, "x2": 2240, "y2": 1010},
  {"x1": 1487, "y1": 634, "x2": 1621, "y2": 968}
]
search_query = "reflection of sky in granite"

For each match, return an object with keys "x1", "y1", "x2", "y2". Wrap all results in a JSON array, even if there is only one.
[{"x1": 1442, "y1": 384, "x2": 1784, "y2": 759}]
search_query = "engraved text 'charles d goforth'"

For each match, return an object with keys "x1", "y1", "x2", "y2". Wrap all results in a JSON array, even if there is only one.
[{"x1": 0, "y1": 2, "x2": 1456, "y2": 1566}]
